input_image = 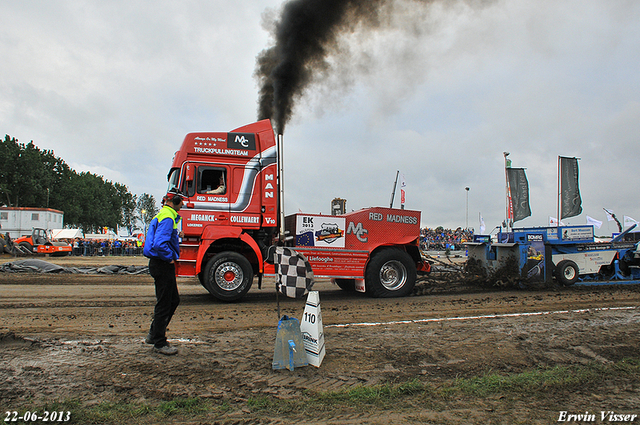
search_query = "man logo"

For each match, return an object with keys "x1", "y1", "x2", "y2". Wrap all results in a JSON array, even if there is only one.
[{"x1": 228, "y1": 133, "x2": 256, "y2": 150}]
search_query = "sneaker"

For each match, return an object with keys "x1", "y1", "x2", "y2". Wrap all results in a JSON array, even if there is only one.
[
  {"x1": 144, "y1": 333, "x2": 153, "y2": 344},
  {"x1": 153, "y1": 344, "x2": 178, "y2": 356}
]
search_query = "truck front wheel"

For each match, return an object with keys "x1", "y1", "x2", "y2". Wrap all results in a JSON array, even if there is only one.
[
  {"x1": 365, "y1": 248, "x2": 417, "y2": 298},
  {"x1": 203, "y1": 252, "x2": 253, "y2": 302},
  {"x1": 555, "y1": 260, "x2": 579, "y2": 286}
]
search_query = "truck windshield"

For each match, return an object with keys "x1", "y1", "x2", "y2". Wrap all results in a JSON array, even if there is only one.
[{"x1": 166, "y1": 168, "x2": 180, "y2": 193}]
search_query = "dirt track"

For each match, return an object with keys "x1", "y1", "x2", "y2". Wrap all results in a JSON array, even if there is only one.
[{"x1": 1, "y1": 254, "x2": 640, "y2": 424}]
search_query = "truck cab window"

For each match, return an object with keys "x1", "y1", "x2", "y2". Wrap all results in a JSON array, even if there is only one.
[
  {"x1": 199, "y1": 168, "x2": 226, "y2": 195},
  {"x1": 166, "y1": 168, "x2": 181, "y2": 193}
]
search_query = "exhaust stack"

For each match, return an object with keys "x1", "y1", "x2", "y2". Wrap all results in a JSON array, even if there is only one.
[{"x1": 277, "y1": 133, "x2": 286, "y2": 243}]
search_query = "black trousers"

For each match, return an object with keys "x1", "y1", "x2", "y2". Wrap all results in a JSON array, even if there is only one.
[{"x1": 148, "y1": 257, "x2": 180, "y2": 348}]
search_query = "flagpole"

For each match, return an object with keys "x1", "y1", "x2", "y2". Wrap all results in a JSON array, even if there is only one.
[
  {"x1": 503, "y1": 152, "x2": 511, "y2": 231},
  {"x1": 465, "y1": 187, "x2": 469, "y2": 230},
  {"x1": 390, "y1": 170, "x2": 399, "y2": 208},
  {"x1": 557, "y1": 156, "x2": 560, "y2": 227}
]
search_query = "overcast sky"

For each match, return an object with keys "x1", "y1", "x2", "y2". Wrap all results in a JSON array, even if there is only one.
[{"x1": 2, "y1": 0, "x2": 639, "y2": 234}]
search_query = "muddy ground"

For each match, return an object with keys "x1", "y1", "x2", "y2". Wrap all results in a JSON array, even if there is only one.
[{"x1": 1, "y1": 254, "x2": 639, "y2": 424}]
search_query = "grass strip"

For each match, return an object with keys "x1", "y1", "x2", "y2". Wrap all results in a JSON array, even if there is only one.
[
  {"x1": 450, "y1": 358, "x2": 640, "y2": 397},
  {"x1": 249, "y1": 358, "x2": 640, "y2": 415},
  {"x1": 11, "y1": 358, "x2": 640, "y2": 423},
  {"x1": 32, "y1": 397, "x2": 222, "y2": 424}
]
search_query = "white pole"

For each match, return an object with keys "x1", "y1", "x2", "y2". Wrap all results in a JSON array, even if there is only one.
[
  {"x1": 503, "y1": 152, "x2": 510, "y2": 231},
  {"x1": 465, "y1": 187, "x2": 469, "y2": 230},
  {"x1": 278, "y1": 134, "x2": 286, "y2": 242}
]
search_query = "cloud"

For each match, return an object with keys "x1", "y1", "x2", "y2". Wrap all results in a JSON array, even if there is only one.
[
  {"x1": 1, "y1": 0, "x2": 639, "y2": 232},
  {"x1": 281, "y1": 0, "x2": 640, "y2": 230}
]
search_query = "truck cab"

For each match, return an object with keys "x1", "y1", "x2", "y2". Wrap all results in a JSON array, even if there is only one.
[{"x1": 167, "y1": 120, "x2": 278, "y2": 301}]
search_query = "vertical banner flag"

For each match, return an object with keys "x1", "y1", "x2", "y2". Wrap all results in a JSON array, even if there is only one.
[
  {"x1": 560, "y1": 156, "x2": 582, "y2": 219},
  {"x1": 479, "y1": 213, "x2": 486, "y2": 234},
  {"x1": 400, "y1": 173, "x2": 406, "y2": 208},
  {"x1": 506, "y1": 168, "x2": 531, "y2": 222}
]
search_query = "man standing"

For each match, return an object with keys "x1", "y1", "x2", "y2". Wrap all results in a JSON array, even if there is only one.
[{"x1": 143, "y1": 194, "x2": 184, "y2": 355}]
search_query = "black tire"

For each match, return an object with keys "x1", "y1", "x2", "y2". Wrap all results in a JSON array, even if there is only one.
[
  {"x1": 555, "y1": 260, "x2": 579, "y2": 286},
  {"x1": 365, "y1": 248, "x2": 417, "y2": 298},
  {"x1": 203, "y1": 252, "x2": 253, "y2": 302},
  {"x1": 334, "y1": 278, "x2": 356, "y2": 292}
]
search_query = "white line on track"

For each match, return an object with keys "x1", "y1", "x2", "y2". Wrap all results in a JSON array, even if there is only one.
[{"x1": 326, "y1": 306, "x2": 639, "y2": 328}]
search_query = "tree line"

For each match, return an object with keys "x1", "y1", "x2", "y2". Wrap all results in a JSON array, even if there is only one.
[{"x1": 0, "y1": 135, "x2": 159, "y2": 233}]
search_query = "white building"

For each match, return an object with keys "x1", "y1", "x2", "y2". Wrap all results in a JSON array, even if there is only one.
[{"x1": 0, "y1": 207, "x2": 65, "y2": 238}]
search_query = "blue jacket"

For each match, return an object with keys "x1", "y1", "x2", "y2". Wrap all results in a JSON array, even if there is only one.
[{"x1": 143, "y1": 206, "x2": 181, "y2": 262}]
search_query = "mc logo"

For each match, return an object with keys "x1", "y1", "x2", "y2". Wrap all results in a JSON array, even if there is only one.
[
  {"x1": 228, "y1": 133, "x2": 255, "y2": 150},
  {"x1": 235, "y1": 135, "x2": 250, "y2": 147},
  {"x1": 347, "y1": 222, "x2": 368, "y2": 243}
]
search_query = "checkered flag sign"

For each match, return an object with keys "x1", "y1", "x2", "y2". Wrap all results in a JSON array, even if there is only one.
[{"x1": 274, "y1": 247, "x2": 315, "y2": 298}]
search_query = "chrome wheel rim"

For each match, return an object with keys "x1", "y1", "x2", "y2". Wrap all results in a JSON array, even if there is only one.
[
  {"x1": 215, "y1": 262, "x2": 244, "y2": 291},
  {"x1": 379, "y1": 260, "x2": 407, "y2": 291}
]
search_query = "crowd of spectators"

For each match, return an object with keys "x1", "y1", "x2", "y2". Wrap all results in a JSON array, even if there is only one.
[
  {"x1": 67, "y1": 238, "x2": 144, "y2": 256},
  {"x1": 420, "y1": 227, "x2": 474, "y2": 251},
  {"x1": 57, "y1": 227, "x2": 473, "y2": 256}
]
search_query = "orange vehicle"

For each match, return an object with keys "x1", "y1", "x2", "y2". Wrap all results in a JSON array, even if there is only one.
[
  {"x1": 164, "y1": 119, "x2": 430, "y2": 301},
  {"x1": 13, "y1": 228, "x2": 72, "y2": 256}
]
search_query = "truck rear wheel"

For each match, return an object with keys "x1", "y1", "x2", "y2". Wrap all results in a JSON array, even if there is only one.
[
  {"x1": 555, "y1": 260, "x2": 579, "y2": 286},
  {"x1": 203, "y1": 252, "x2": 253, "y2": 302},
  {"x1": 365, "y1": 248, "x2": 416, "y2": 298}
]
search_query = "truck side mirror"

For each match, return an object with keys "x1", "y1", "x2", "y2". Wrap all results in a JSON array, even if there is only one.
[{"x1": 185, "y1": 164, "x2": 195, "y2": 183}]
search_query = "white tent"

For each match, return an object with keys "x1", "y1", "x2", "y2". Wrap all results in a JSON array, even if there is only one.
[
  {"x1": 52, "y1": 228, "x2": 84, "y2": 239},
  {"x1": 84, "y1": 231, "x2": 116, "y2": 240}
]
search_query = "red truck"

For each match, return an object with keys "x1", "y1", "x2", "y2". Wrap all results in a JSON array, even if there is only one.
[{"x1": 166, "y1": 119, "x2": 429, "y2": 301}]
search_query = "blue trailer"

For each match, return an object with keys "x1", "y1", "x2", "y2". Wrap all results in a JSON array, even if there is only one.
[{"x1": 466, "y1": 224, "x2": 640, "y2": 286}]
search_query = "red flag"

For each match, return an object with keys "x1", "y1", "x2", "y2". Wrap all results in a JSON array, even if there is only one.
[{"x1": 400, "y1": 174, "x2": 406, "y2": 207}]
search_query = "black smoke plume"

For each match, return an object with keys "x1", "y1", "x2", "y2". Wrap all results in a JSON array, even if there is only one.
[
  {"x1": 255, "y1": 0, "x2": 386, "y2": 135},
  {"x1": 255, "y1": 0, "x2": 490, "y2": 135}
]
